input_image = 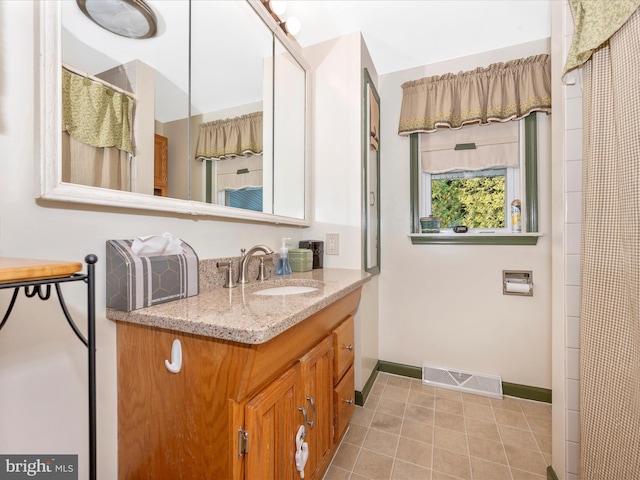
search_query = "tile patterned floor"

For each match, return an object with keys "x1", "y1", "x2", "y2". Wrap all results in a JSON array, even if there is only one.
[{"x1": 323, "y1": 372, "x2": 551, "y2": 480}]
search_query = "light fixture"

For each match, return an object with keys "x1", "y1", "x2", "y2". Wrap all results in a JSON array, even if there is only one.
[
  {"x1": 76, "y1": 0, "x2": 158, "y2": 39},
  {"x1": 284, "y1": 16, "x2": 301, "y2": 36},
  {"x1": 269, "y1": 0, "x2": 287, "y2": 16},
  {"x1": 262, "y1": 0, "x2": 302, "y2": 38}
]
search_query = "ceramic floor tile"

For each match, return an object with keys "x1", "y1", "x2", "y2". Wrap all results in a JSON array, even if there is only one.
[
  {"x1": 468, "y1": 435, "x2": 508, "y2": 465},
  {"x1": 323, "y1": 465, "x2": 352, "y2": 480},
  {"x1": 362, "y1": 428, "x2": 399, "y2": 457},
  {"x1": 364, "y1": 394, "x2": 381, "y2": 410},
  {"x1": 498, "y1": 425, "x2": 539, "y2": 451},
  {"x1": 432, "y1": 447, "x2": 472, "y2": 480},
  {"x1": 351, "y1": 406, "x2": 375, "y2": 428},
  {"x1": 344, "y1": 424, "x2": 369, "y2": 447},
  {"x1": 504, "y1": 445, "x2": 548, "y2": 475},
  {"x1": 462, "y1": 393, "x2": 492, "y2": 406},
  {"x1": 331, "y1": 442, "x2": 361, "y2": 471},
  {"x1": 352, "y1": 449, "x2": 394, "y2": 480},
  {"x1": 493, "y1": 408, "x2": 529, "y2": 430},
  {"x1": 405, "y1": 403, "x2": 435, "y2": 425},
  {"x1": 436, "y1": 398, "x2": 464, "y2": 416},
  {"x1": 377, "y1": 397, "x2": 407, "y2": 417},
  {"x1": 381, "y1": 385, "x2": 411, "y2": 403},
  {"x1": 465, "y1": 417, "x2": 501, "y2": 443},
  {"x1": 408, "y1": 389, "x2": 436, "y2": 409},
  {"x1": 386, "y1": 375, "x2": 414, "y2": 390},
  {"x1": 401, "y1": 418, "x2": 434, "y2": 445},
  {"x1": 396, "y1": 436, "x2": 434, "y2": 469},
  {"x1": 491, "y1": 397, "x2": 523, "y2": 412},
  {"x1": 436, "y1": 388, "x2": 463, "y2": 402},
  {"x1": 324, "y1": 379, "x2": 552, "y2": 480},
  {"x1": 391, "y1": 459, "x2": 431, "y2": 479},
  {"x1": 434, "y1": 426, "x2": 469, "y2": 455},
  {"x1": 525, "y1": 414, "x2": 552, "y2": 435},
  {"x1": 435, "y1": 411, "x2": 467, "y2": 433},
  {"x1": 463, "y1": 402, "x2": 494, "y2": 422},
  {"x1": 470, "y1": 457, "x2": 512, "y2": 480},
  {"x1": 370, "y1": 411, "x2": 404, "y2": 435}
]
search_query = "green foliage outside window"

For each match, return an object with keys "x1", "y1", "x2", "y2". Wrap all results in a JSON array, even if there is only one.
[{"x1": 431, "y1": 176, "x2": 505, "y2": 228}]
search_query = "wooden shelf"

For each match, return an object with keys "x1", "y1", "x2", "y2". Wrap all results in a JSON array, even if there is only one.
[{"x1": 0, "y1": 257, "x2": 82, "y2": 283}]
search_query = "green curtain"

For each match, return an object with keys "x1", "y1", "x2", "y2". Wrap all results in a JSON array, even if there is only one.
[
  {"x1": 61, "y1": 68, "x2": 134, "y2": 154},
  {"x1": 563, "y1": 0, "x2": 640, "y2": 76}
]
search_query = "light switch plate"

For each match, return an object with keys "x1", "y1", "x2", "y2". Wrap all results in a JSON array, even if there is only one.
[{"x1": 326, "y1": 233, "x2": 339, "y2": 255}]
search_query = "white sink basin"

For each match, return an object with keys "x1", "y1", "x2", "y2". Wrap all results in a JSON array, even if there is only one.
[{"x1": 253, "y1": 285, "x2": 319, "y2": 296}]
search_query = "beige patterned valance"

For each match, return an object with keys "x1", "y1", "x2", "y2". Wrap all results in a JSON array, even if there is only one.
[
  {"x1": 563, "y1": 0, "x2": 640, "y2": 76},
  {"x1": 61, "y1": 68, "x2": 134, "y2": 154},
  {"x1": 195, "y1": 112, "x2": 263, "y2": 161},
  {"x1": 398, "y1": 54, "x2": 551, "y2": 135}
]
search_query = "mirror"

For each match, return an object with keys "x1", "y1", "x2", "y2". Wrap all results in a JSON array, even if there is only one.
[{"x1": 40, "y1": 0, "x2": 309, "y2": 225}]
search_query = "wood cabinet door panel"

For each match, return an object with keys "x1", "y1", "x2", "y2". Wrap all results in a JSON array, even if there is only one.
[
  {"x1": 244, "y1": 363, "x2": 302, "y2": 480},
  {"x1": 300, "y1": 336, "x2": 333, "y2": 479}
]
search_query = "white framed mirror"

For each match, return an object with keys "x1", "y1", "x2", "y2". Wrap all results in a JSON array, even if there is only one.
[{"x1": 38, "y1": 0, "x2": 310, "y2": 225}]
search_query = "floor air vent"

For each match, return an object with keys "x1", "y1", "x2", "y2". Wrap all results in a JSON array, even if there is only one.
[{"x1": 422, "y1": 364, "x2": 503, "y2": 399}]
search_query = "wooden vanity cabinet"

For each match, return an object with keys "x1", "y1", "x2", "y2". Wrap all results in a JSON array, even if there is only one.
[
  {"x1": 332, "y1": 315, "x2": 355, "y2": 442},
  {"x1": 116, "y1": 288, "x2": 361, "y2": 480}
]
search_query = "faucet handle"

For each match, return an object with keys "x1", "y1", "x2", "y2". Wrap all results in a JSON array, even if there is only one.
[
  {"x1": 256, "y1": 257, "x2": 268, "y2": 281},
  {"x1": 240, "y1": 248, "x2": 246, "y2": 257},
  {"x1": 217, "y1": 261, "x2": 237, "y2": 289}
]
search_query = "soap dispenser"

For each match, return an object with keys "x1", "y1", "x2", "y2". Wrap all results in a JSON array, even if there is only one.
[{"x1": 275, "y1": 238, "x2": 292, "y2": 275}]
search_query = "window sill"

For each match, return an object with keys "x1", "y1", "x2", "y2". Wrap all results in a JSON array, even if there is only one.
[{"x1": 409, "y1": 232, "x2": 542, "y2": 245}]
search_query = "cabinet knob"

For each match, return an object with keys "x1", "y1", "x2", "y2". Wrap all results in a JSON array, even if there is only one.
[
  {"x1": 344, "y1": 398, "x2": 354, "y2": 405},
  {"x1": 345, "y1": 344, "x2": 353, "y2": 351}
]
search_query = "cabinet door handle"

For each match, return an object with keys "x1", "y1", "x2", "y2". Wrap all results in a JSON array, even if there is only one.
[
  {"x1": 343, "y1": 398, "x2": 354, "y2": 405},
  {"x1": 298, "y1": 406, "x2": 309, "y2": 426},
  {"x1": 164, "y1": 339, "x2": 182, "y2": 373},
  {"x1": 306, "y1": 396, "x2": 316, "y2": 428},
  {"x1": 344, "y1": 344, "x2": 353, "y2": 351}
]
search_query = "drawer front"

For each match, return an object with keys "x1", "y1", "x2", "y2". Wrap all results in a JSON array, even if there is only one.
[
  {"x1": 333, "y1": 315, "x2": 354, "y2": 383},
  {"x1": 333, "y1": 365, "x2": 355, "y2": 443}
]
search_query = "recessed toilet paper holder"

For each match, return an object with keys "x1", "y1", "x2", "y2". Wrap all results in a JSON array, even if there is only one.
[{"x1": 503, "y1": 270, "x2": 533, "y2": 296}]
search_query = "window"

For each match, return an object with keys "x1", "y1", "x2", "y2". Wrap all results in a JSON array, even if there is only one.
[
  {"x1": 423, "y1": 167, "x2": 518, "y2": 230},
  {"x1": 409, "y1": 114, "x2": 539, "y2": 245}
]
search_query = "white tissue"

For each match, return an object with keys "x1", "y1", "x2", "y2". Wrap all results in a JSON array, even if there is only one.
[
  {"x1": 131, "y1": 233, "x2": 184, "y2": 257},
  {"x1": 295, "y1": 425, "x2": 308, "y2": 478}
]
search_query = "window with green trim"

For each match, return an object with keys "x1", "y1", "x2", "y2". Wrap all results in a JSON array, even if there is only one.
[{"x1": 409, "y1": 114, "x2": 539, "y2": 245}]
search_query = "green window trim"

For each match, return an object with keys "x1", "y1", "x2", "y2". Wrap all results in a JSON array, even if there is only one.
[{"x1": 409, "y1": 114, "x2": 540, "y2": 246}]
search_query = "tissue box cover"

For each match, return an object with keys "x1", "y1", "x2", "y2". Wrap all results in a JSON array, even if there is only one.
[{"x1": 106, "y1": 239, "x2": 199, "y2": 311}]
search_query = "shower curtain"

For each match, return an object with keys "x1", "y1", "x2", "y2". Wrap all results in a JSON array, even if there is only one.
[{"x1": 578, "y1": 6, "x2": 640, "y2": 479}]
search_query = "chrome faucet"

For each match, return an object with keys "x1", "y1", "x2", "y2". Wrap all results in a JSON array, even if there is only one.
[{"x1": 238, "y1": 245, "x2": 274, "y2": 284}]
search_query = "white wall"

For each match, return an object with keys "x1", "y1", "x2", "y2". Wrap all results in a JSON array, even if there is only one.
[
  {"x1": 378, "y1": 39, "x2": 553, "y2": 389},
  {"x1": 302, "y1": 32, "x2": 380, "y2": 391},
  {"x1": 0, "y1": 3, "x2": 305, "y2": 477}
]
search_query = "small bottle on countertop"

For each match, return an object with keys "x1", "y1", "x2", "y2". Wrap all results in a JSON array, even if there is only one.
[
  {"x1": 511, "y1": 199, "x2": 522, "y2": 232},
  {"x1": 275, "y1": 238, "x2": 292, "y2": 275}
]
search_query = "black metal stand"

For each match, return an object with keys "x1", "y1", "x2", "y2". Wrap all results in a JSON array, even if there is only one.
[{"x1": 0, "y1": 255, "x2": 97, "y2": 480}]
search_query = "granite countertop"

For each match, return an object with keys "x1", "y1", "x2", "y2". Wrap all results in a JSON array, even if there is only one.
[{"x1": 106, "y1": 268, "x2": 371, "y2": 344}]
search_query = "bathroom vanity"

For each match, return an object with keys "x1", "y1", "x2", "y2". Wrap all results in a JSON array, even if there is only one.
[{"x1": 108, "y1": 268, "x2": 369, "y2": 479}]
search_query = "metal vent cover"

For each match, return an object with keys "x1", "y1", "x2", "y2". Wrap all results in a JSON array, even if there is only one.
[{"x1": 422, "y1": 364, "x2": 503, "y2": 399}]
